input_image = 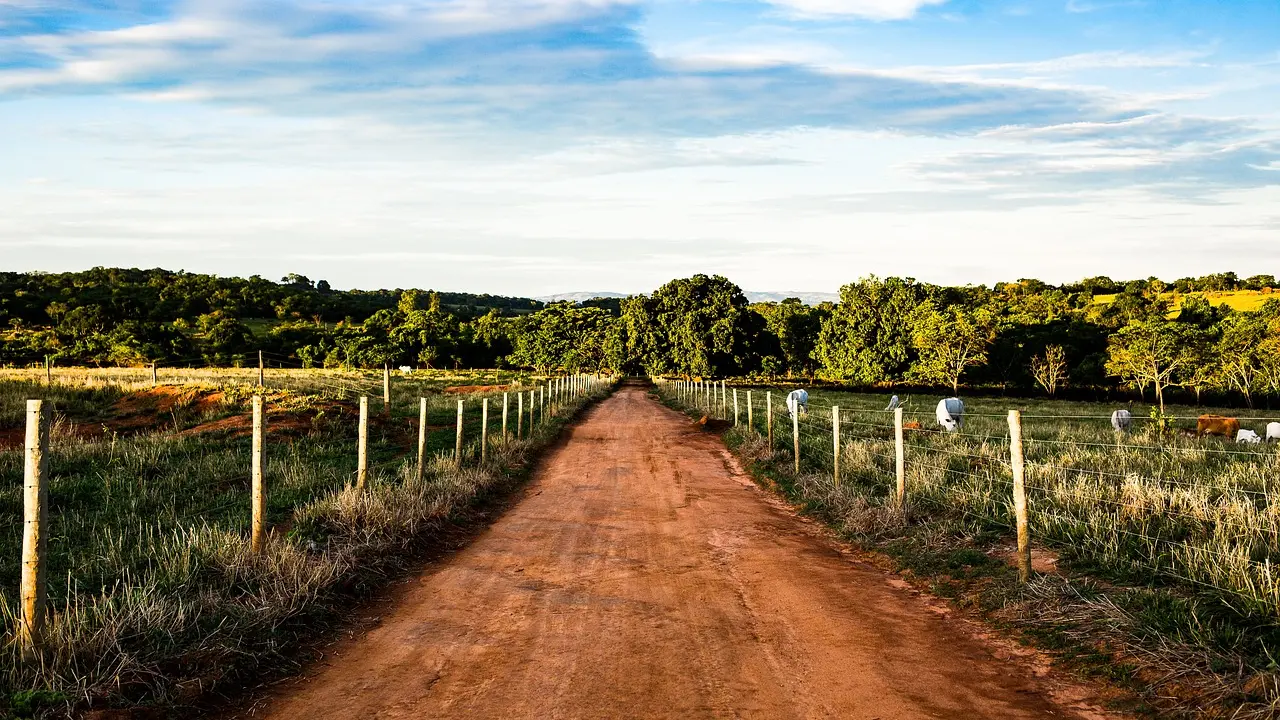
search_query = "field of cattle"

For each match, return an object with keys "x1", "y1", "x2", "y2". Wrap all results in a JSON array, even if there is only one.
[
  {"x1": 661, "y1": 381, "x2": 1280, "y2": 620},
  {"x1": 0, "y1": 366, "x2": 610, "y2": 714}
]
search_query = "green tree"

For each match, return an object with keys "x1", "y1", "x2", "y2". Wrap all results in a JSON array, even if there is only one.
[
  {"x1": 622, "y1": 275, "x2": 762, "y2": 377},
  {"x1": 1105, "y1": 320, "x2": 1207, "y2": 412},
  {"x1": 907, "y1": 304, "x2": 997, "y2": 393},
  {"x1": 815, "y1": 277, "x2": 933, "y2": 383}
]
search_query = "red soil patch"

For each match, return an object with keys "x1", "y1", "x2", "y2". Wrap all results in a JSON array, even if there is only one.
[
  {"x1": 442, "y1": 384, "x2": 511, "y2": 394},
  {"x1": 110, "y1": 386, "x2": 227, "y2": 430},
  {"x1": 177, "y1": 402, "x2": 353, "y2": 441}
]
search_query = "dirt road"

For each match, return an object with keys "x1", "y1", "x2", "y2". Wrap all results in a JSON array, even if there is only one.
[{"x1": 250, "y1": 384, "x2": 1113, "y2": 719}]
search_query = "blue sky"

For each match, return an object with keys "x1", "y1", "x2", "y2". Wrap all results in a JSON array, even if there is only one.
[{"x1": 0, "y1": 0, "x2": 1277, "y2": 295}]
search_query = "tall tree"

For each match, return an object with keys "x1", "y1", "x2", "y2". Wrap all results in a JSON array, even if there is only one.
[
  {"x1": 1105, "y1": 320, "x2": 1207, "y2": 413},
  {"x1": 815, "y1": 276, "x2": 933, "y2": 383},
  {"x1": 908, "y1": 304, "x2": 997, "y2": 394}
]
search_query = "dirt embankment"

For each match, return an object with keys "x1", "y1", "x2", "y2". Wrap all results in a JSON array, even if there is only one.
[{"x1": 239, "y1": 385, "x2": 1123, "y2": 720}]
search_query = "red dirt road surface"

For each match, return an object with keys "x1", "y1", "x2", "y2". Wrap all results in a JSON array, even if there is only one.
[{"x1": 248, "y1": 384, "x2": 1117, "y2": 720}]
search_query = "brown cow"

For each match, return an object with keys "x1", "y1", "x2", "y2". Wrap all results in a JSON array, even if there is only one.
[
  {"x1": 903, "y1": 421, "x2": 923, "y2": 430},
  {"x1": 1197, "y1": 415, "x2": 1240, "y2": 438}
]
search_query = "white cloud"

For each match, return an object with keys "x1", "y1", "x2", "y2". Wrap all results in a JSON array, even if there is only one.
[{"x1": 759, "y1": 0, "x2": 947, "y2": 20}]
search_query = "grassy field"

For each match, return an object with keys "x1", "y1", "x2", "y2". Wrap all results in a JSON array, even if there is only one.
[
  {"x1": 0, "y1": 367, "x2": 610, "y2": 717},
  {"x1": 1093, "y1": 289, "x2": 1279, "y2": 313},
  {"x1": 661, "y1": 380, "x2": 1280, "y2": 716}
]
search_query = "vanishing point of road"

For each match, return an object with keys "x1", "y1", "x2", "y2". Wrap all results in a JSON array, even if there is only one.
[{"x1": 248, "y1": 383, "x2": 1114, "y2": 720}]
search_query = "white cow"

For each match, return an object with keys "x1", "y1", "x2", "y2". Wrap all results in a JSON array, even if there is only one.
[
  {"x1": 398, "y1": 366, "x2": 413, "y2": 374},
  {"x1": 885, "y1": 395, "x2": 901, "y2": 411},
  {"x1": 1237, "y1": 429, "x2": 1262, "y2": 444},
  {"x1": 1267, "y1": 422, "x2": 1280, "y2": 442},
  {"x1": 936, "y1": 398, "x2": 964, "y2": 432},
  {"x1": 1111, "y1": 409, "x2": 1133, "y2": 432},
  {"x1": 786, "y1": 389, "x2": 809, "y2": 419}
]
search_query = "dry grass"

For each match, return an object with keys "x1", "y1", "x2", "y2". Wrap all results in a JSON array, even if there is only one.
[{"x1": 0, "y1": 373, "x2": 615, "y2": 717}]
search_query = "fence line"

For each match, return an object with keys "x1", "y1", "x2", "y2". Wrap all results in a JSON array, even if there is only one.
[
  {"x1": 652, "y1": 376, "x2": 1280, "y2": 616},
  {"x1": 9, "y1": 371, "x2": 616, "y2": 656}
]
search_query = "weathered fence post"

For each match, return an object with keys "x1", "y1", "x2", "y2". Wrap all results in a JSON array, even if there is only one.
[
  {"x1": 383, "y1": 364, "x2": 391, "y2": 415},
  {"x1": 832, "y1": 406, "x2": 840, "y2": 486},
  {"x1": 529, "y1": 389, "x2": 535, "y2": 430},
  {"x1": 733, "y1": 388, "x2": 739, "y2": 426},
  {"x1": 481, "y1": 397, "x2": 489, "y2": 463},
  {"x1": 44, "y1": 356, "x2": 51, "y2": 386},
  {"x1": 502, "y1": 392, "x2": 509, "y2": 438},
  {"x1": 517, "y1": 391, "x2": 524, "y2": 438},
  {"x1": 151, "y1": 362, "x2": 158, "y2": 387},
  {"x1": 767, "y1": 391, "x2": 774, "y2": 447},
  {"x1": 1008, "y1": 410, "x2": 1031, "y2": 583},
  {"x1": 356, "y1": 397, "x2": 368, "y2": 490},
  {"x1": 417, "y1": 397, "x2": 427, "y2": 483},
  {"x1": 19, "y1": 399, "x2": 49, "y2": 659},
  {"x1": 747, "y1": 390, "x2": 753, "y2": 432},
  {"x1": 258, "y1": 350, "x2": 265, "y2": 387},
  {"x1": 455, "y1": 400, "x2": 464, "y2": 467},
  {"x1": 894, "y1": 407, "x2": 905, "y2": 506},
  {"x1": 251, "y1": 395, "x2": 266, "y2": 553},
  {"x1": 792, "y1": 407, "x2": 800, "y2": 474}
]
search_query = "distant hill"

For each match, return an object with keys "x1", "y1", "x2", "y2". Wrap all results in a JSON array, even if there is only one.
[
  {"x1": 744, "y1": 291, "x2": 839, "y2": 305},
  {"x1": 535, "y1": 292, "x2": 628, "y2": 303},
  {"x1": 537, "y1": 290, "x2": 838, "y2": 306}
]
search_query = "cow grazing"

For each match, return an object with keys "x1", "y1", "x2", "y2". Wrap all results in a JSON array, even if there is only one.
[
  {"x1": 1237, "y1": 429, "x2": 1262, "y2": 444},
  {"x1": 936, "y1": 398, "x2": 964, "y2": 432},
  {"x1": 1267, "y1": 422, "x2": 1280, "y2": 442},
  {"x1": 1196, "y1": 415, "x2": 1240, "y2": 438},
  {"x1": 1111, "y1": 409, "x2": 1133, "y2": 432},
  {"x1": 398, "y1": 366, "x2": 413, "y2": 374},
  {"x1": 786, "y1": 389, "x2": 809, "y2": 419},
  {"x1": 885, "y1": 395, "x2": 901, "y2": 411}
]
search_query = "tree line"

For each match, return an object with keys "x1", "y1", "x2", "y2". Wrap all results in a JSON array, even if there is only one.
[{"x1": 3, "y1": 268, "x2": 1279, "y2": 407}]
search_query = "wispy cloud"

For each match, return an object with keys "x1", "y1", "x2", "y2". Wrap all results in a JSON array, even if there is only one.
[{"x1": 759, "y1": 0, "x2": 947, "y2": 20}]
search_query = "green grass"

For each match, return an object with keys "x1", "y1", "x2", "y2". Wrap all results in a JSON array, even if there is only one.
[
  {"x1": 0, "y1": 371, "x2": 613, "y2": 717},
  {"x1": 660, "y1": 380, "x2": 1280, "y2": 717}
]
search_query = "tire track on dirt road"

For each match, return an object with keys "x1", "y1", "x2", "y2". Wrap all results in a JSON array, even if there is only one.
[{"x1": 242, "y1": 382, "x2": 1119, "y2": 720}]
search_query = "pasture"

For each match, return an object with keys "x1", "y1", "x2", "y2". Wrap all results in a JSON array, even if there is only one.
[
  {"x1": 666, "y1": 381, "x2": 1280, "y2": 617},
  {"x1": 0, "y1": 366, "x2": 610, "y2": 714}
]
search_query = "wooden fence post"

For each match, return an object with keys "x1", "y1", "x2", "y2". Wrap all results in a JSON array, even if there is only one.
[
  {"x1": 733, "y1": 388, "x2": 739, "y2": 426},
  {"x1": 455, "y1": 400, "x2": 464, "y2": 467},
  {"x1": 767, "y1": 392, "x2": 773, "y2": 447},
  {"x1": 1008, "y1": 410, "x2": 1031, "y2": 583},
  {"x1": 251, "y1": 395, "x2": 266, "y2": 553},
  {"x1": 383, "y1": 364, "x2": 391, "y2": 415},
  {"x1": 895, "y1": 407, "x2": 905, "y2": 506},
  {"x1": 747, "y1": 390, "x2": 753, "y2": 431},
  {"x1": 832, "y1": 406, "x2": 840, "y2": 486},
  {"x1": 541, "y1": 385, "x2": 546, "y2": 417},
  {"x1": 258, "y1": 350, "x2": 265, "y2": 387},
  {"x1": 417, "y1": 397, "x2": 427, "y2": 483},
  {"x1": 356, "y1": 397, "x2": 368, "y2": 490},
  {"x1": 151, "y1": 362, "x2": 158, "y2": 387},
  {"x1": 503, "y1": 392, "x2": 509, "y2": 438},
  {"x1": 517, "y1": 391, "x2": 524, "y2": 438},
  {"x1": 481, "y1": 398, "x2": 489, "y2": 463},
  {"x1": 792, "y1": 407, "x2": 800, "y2": 474},
  {"x1": 528, "y1": 390, "x2": 535, "y2": 430},
  {"x1": 455, "y1": 397, "x2": 465, "y2": 466},
  {"x1": 19, "y1": 399, "x2": 49, "y2": 659},
  {"x1": 44, "y1": 356, "x2": 51, "y2": 386}
]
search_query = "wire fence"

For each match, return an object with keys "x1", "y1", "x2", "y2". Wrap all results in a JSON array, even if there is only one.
[
  {"x1": 654, "y1": 377, "x2": 1280, "y2": 619},
  {"x1": 4, "y1": 369, "x2": 616, "y2": 656}
]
